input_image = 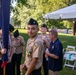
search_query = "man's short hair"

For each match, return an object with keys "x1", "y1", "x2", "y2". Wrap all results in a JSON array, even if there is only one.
[
  {"x1": 41, "y1": 24, "x2": 48, "y2": 31},
  {"x1": 49, "y1": 29, "x2": 58, "y2": 37},
  {"x1": 41, "y1": 24, "x2": 47, "y2": 28}
]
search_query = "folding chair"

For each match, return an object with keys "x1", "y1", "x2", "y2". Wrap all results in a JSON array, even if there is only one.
[
  {"x1": 64, "y1": 45, "x2": 76, "y2": 69},
  {"x1": 66, "y1": 46, "x2": 75, "y2": 52}
]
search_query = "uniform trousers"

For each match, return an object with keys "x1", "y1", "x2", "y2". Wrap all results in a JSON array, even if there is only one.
[
  {"x1": 30, "y1": 67, "x2": 41, "y2": 75},
  {"x1": 6, "y1": 62, "x2": 13, "y2": 75},
  {"x1": 0, "y1": 60, "x2": 13, "y2": 75},
  {"x1": 12, "y1": 53, "x2": 22, "y2": 75},
  {"x1": 43, "y1": 53, "x2": 48, "y2": 75},
  {"x1": 0, "y1": 60, "x2": 3, "y2": 75},
  {"x1": 49, "y1": 70, "x2": 60, "y2": 75}
]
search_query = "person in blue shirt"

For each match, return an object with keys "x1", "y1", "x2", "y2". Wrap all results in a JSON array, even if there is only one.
[{"x1": 44, "y1": 29, "x2": 63, "y2": 75}]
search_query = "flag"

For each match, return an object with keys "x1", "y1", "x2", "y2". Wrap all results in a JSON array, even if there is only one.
[
  {"x1": 0, "y1": 0, "x2": 2, "y2": 29},
  {"x1": 1, "y1": 0, "x2": 10, "y2": 67}
]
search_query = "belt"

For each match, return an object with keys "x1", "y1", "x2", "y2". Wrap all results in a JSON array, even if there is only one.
[
  {"x1": 21, "y1": 67, "x2": 41, "y2": 75},
  {"x1": 31, "y1": 67, "x2": 41, "y2": 75},
  {"x1": 33, "y1": 67, "x2": 41, "y2": 71},
  {"x1": 26, "y1": 67, "x2": 41, "y2": 72}
]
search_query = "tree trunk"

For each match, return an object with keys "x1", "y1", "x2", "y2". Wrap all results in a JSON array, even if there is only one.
[{"x1": 73, "y1": 21, "x2": 76, "y2": 35}]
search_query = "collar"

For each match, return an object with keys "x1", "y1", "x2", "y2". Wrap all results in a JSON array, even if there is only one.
[
  {"x1": 31, "y1": 34, "x2": 38, "y2": 41},
  {"x1": 52, "y1": 38, "x2": 58, "y2": 43},
  {"x1": 41, "y1": 34, "x2": 47, "y2": 36}
]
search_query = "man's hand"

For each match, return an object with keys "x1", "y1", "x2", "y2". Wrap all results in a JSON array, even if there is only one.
[
  {"x1": 7, "y1": 57, "x2": 11, "y2": 63},
  {"x1": 20, "y1": 64, "x2": 25, "y2": 72},
  {"x1": 45, "y1": 54, "x2": 48, "y2": 58},
  {"x1": 25, "y1": 73, "x2": 29, "y2": 75},
  {"x1": 1, "y1": 48, "x2": 6, "y2": 54},
  {"x1": 45, "y1": 49, "x2": 50, "y2": 56},
  {"x1": 46, "y1": 50, "x2": 59, "y2": 59}
]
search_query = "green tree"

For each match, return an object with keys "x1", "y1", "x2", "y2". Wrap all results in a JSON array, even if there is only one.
[{"x1": 13, "y1": 0, "x2": 76, "y2": 31}]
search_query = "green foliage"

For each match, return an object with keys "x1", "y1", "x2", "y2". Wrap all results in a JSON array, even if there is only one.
[
  {"x1": 46, "y1": 19, "x2": 65, "y2": 29},
  {"x1": 63, "y1": 20, "x2": 73, "y2": 28},
  {"x1": 13, "y1": 0, "x2": 76, "y2": 29},
  {"x1": 18, "y1": 0, "x2": 28, "y2": 5}
]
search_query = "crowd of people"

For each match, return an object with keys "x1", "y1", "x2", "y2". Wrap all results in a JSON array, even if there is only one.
[{"x1": 0, "y1": 18, "x2": 63, "y2": 75}]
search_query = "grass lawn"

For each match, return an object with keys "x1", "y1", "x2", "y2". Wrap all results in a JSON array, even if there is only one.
[{"x1": 18, "y1": 29, "x2": 76, "y2": 75}]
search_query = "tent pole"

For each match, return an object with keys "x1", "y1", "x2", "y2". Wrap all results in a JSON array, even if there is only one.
[
  {"x1": 3, "y1": 66, "x2": 6, "y2": 75},
  {"x1": 44, "y1": 18, "x2": 46, "y2": 24}
]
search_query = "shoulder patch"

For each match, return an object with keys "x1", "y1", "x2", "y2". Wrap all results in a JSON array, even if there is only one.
[{"x1": 34, "y1": 42, "x2": 39, "y2": 49}]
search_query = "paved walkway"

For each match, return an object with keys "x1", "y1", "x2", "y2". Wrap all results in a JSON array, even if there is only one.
[{"x1": 57, "y1": 29, "x2": 72, "y2": 34}]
